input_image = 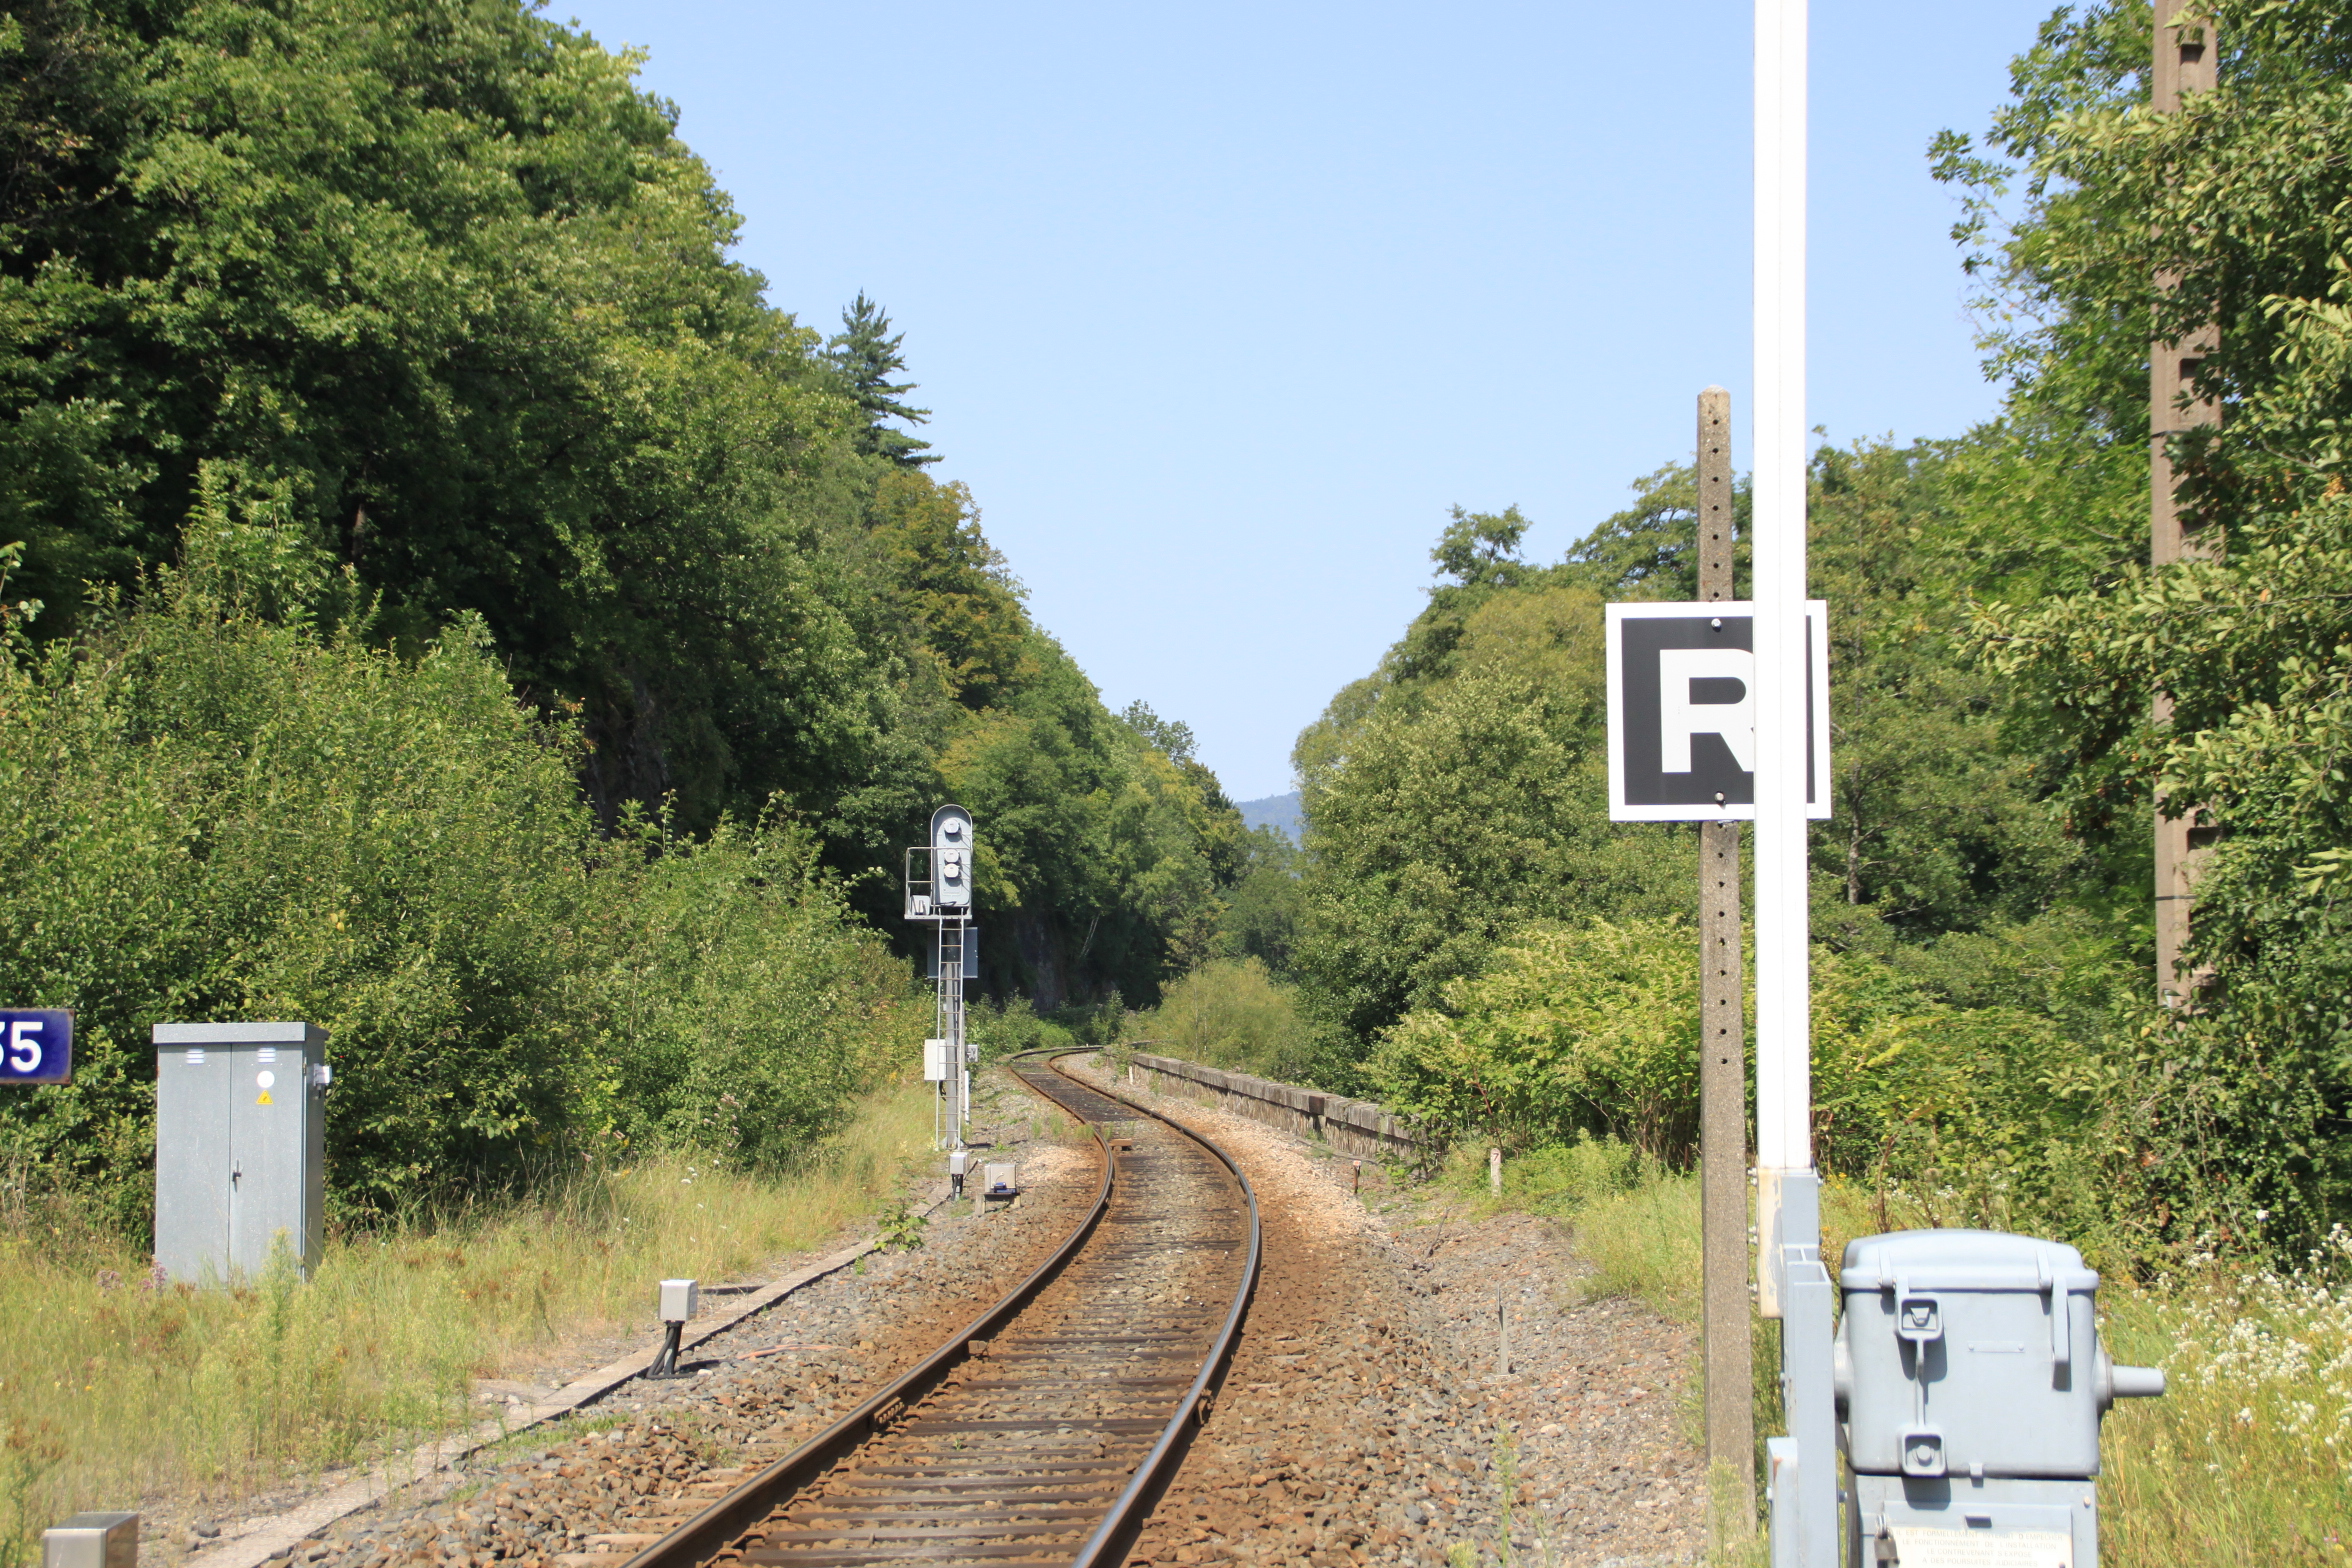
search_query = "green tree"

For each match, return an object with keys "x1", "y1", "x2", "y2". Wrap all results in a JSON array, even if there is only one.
[
  {"x1": 1142, "y1": 956, "x2": 1314, "y2": 1082},
  {"x1": 1806, "y1": 439, "x2": 2104, "y2": 942},
  {"x1": 0, "y1": 0, "x2": 1275, "y2": 1215},
  {"x1": 1933, "y1": 0, "x2": 2352, "y2": 1238},
  {"x1": 0, "y1": 0, "x2": 1251, "y2": 1036},
  {"x1": 1120, "y1": 699, "x2": 1198, "y2": 764},
  {"x1": 824, "y1": 291, "x2": 938, "y2": 469},
  {"x1": 0, "y1": 0, "x2": 907, "y2": 833},
  {"x1": 1218, "y1": 826, "x2": 1305, "y2": 977},
  {"x1": 1292, "y1": 578, "x2": 1690, "y2": 1075},
  {"x1": 1370, "y1": 919, "x2": 1703, "y2": 1162},
  {"x1": 1561, "y1": 462, "x2": 1750, "y2": 602},
  {"x1": 1430, "y1": 503, "x2": 1531, "y2": 587}
]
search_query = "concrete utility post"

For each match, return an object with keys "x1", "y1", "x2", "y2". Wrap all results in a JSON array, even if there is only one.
[
  {"x1": 2151, "y1": 0, "x2": 2220, "y2": 1008},
  {"x1": 1694, "y1": 387, "x2": 1755, "y2": 1538}
]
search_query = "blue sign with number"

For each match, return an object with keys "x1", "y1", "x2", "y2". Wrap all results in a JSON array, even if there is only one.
[{"x1": 0, "y1": 1010, "x2": 72, "y2": 1084}]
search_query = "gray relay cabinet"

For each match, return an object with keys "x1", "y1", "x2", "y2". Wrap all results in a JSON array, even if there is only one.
[
  {"x1": 1835, "y1": 1229, "x2": 2164, "y2": 1566},
  {"x1": 154, "y1": 1022, "x2": 328, "y2": 1283}
]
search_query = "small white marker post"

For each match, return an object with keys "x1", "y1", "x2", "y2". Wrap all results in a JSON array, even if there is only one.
[{"x1": 1754, "y1": 0, "x2": 1839, "y2": 1564}]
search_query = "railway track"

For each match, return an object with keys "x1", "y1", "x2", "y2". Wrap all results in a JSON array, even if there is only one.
[{"x1": 620, "y1": 1051, "x2": 1260, "y2": 1568}]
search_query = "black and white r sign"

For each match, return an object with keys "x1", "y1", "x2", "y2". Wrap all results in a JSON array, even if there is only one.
[{"x1": 1604, "y1": 600, "x2": 1831, "y2": 822}]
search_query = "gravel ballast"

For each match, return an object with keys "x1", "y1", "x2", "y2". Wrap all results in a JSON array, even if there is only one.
[{"x1": 143, "y1": 1061, "x2": 1706, "y2": 1568}]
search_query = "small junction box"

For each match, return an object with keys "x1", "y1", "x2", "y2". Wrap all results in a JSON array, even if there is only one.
[
  {"x1": 1837, "y1": 1230, "x2": 2164, "y2": 1566},
  {"x1": 42, "y1": 1512, "x2": 135, "y2": 1568},
  {"x1": 153, "y1": 1022, "x2": 328, "y2": 1284}
]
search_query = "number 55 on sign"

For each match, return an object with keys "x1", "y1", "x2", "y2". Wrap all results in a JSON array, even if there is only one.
[{"x1": 0, "y1": 1010, "x2": 73, "y2": 1084}]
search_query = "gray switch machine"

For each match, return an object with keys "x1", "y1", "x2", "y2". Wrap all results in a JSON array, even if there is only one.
[
  {"x1": 153, "y1": 1022, "x2": 329, "y2": 1283},
  {"x1": 1836, "y1": 1230, "x2": 2164, "y2": 1565}
]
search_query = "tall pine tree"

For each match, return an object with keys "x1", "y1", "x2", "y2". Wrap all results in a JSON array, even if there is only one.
[{"x1": 824, "y1": 293, "x2": 938, "y2": 468}]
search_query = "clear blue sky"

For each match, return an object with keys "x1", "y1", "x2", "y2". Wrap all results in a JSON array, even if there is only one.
[{"x1": 555, "y1": 0, "x2": 2058, "y2": 803}]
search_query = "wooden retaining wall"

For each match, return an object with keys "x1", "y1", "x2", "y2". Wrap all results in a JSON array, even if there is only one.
[{"x1": 1114, "y1": 1050, "x2": 1428, "y2": 1164}]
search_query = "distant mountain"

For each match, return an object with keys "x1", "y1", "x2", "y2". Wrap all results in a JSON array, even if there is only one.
[{"x1": 1236, "y1": 790, "x2": 1302, "y2": 843}]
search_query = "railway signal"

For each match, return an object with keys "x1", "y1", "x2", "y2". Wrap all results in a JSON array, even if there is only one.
[{"x1": 905, "y1": 805, "x2": 977, "y2": 1149}]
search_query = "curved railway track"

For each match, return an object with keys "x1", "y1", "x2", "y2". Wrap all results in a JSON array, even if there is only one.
[{"x1": 620, "y1": 1051, "x2": 1260, "y2": 1568}]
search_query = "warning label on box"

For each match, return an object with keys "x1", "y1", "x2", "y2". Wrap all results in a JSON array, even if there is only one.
[{"x1": 1888, "y1": 1527, "x2": 2072, "y2": 1568}]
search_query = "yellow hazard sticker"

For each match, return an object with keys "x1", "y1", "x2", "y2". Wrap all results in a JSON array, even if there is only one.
[{"x1": 256, "y1": 1090, "x2": 273, "y2": 1106}]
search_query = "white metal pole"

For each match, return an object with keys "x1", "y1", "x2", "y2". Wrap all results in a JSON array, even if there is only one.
[
  {"x1": 1752, "y1": 0, "x2": 1812, "y2": 1288},
  {"x1": 953, "y1": 920, "x2": 970, "y2": 1146},
  {"x1": 935, "y1": 924, "x2": 951, "y2": 1150},
  {"x1": 1755, "y1": 6, "x2": 1839, "y2": 1566}
]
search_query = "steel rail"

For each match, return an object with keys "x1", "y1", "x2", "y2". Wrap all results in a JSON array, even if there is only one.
[
  {"x1": 616, "y1": 1057, "x2": 1111, "y2": 1568},
  {"x1": 615, "y1": 1047, "x2": 1260, "y2": 1568},
  {"x1": 1050, "y1": 1050, "x2": 1262, "y2": 1568}
]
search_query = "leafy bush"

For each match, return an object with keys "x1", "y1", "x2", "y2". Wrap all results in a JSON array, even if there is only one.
[
  {"x1": 1369, "y1": 919, "x2": 1701, "y2": 1162},
  {"x1": 0, "y1": 553, "x2": 919, "y2": 1226},
  {"x1": 1140, "y1": 957, "x2": 1317, "y2": 1083},
  {"x1": 586, "y1": 817, "x2": 918, "y2": 1175},
  {"x1": 964, "y1": 995, "x2": 1076, "y2": 1062},
  {"x1": 1368, "y1": 910, "x2": 2185, "y2": 1262}
]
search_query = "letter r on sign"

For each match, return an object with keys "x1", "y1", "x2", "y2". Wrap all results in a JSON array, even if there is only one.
[{"x1": 1658, "y1": 648, "x2": 1755, "y2": 773}]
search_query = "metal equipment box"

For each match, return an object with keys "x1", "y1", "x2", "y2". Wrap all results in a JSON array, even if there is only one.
[
  {"x1": 1839, "y1": 1230, "x2": 2107, "y2": 1479},
  {"x1": 42, "y1": 1512, "x2": 136, "y2": 1568},
  {"x1": 1837, "y1": 1229, "x2": 2163, "y2": 1566},
  {"x1": 153, "y1": 1022, "x2": 328, "y2": 1283}
]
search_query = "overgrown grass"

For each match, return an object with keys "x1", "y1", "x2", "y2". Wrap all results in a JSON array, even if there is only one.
[
  {"x1": 2095, "y1": 1253, "x2": 2352, "y2": 1565},
  {"x1": 0, "y1": 1080, "x2": 935, "y2": 1558},
  {"x1": 1440, "y1": 1137, "x2": 1704, "y2": 1322},
  {"x1": 1561, "y1": 1169, "x2": 1703, "y2": 1324}
]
